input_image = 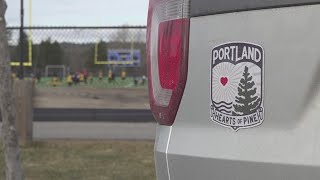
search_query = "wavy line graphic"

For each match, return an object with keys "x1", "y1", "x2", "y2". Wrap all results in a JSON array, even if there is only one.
[
  {"x1": 215, "y1": 104, "x2": 232, "y2": 109},
  {"x1": 213, "y1": 101, "x2": 232, "y2": 106},
  {"x1": 219, "y1": 109, "x2": 231, "y2": 114},
  {"x1": 213, "y1": 101, "x2": 233, "y2": 115}
]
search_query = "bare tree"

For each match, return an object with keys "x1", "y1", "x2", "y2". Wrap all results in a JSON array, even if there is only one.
[
  {"x1": 5, "y1": 23, "x2": 11, "y2": 41},
  {"x1": 0, "y1": 1, "x2": 24, "y2": 180},
  {"x1": 111, "y1": 24, "x2": 131, "y2": 42},
  {"x1": 135, "y1": 29, "x2": 146, "y2": 43}
]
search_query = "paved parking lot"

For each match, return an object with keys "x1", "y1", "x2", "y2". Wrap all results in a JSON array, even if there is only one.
[{"x1": 1, "y1": 122, "x2": 156, "y2": 140}]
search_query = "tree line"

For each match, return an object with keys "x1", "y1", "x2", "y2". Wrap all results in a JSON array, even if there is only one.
[
  {"x1": 8, "y1": 32, "x2": 147, "y2": 75},
  {"x1": 10, "y1": 32, "x2": 63, "y2": 69}
]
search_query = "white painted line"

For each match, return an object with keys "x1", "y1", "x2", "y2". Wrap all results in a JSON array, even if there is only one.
[{"x1": 166, "y1": 126, "x2": 173, "y2": 180}]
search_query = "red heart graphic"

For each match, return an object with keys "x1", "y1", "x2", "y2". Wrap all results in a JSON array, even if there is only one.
[{"x1": 220, "y1": 77, "x2": 228, "y2": 86}]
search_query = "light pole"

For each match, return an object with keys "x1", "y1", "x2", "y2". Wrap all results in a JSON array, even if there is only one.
[{"x1": 19, "y1": 0, "x2": 24, "y2": 79}]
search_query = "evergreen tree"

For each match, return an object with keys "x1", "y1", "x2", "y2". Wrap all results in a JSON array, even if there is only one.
[
  {"x1": 36, "y1": 39, "x2": 50, "y2": 68},
  {"x1": 85, "y1": 40, "x2": 107, "y2": 70},
  {"x1": 97, "y1": 41, "x2": 108, "y2": 62},
  {"x1": 47, "y1": 41, "x2": 63, "y2": 65},
  {"x1": 35, "y1": 38, "x2": 63, "y2": 68},
  {"x1": 233, "y1": 66, "x2": 261, "y2": 116},
  {"x1": 13, "y1": 31, "x2": 29, "y2": 63}
]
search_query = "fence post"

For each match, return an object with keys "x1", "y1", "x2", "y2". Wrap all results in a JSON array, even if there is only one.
[{"x1": 14, "y1": 79, "x2": 34, "y2": 145}]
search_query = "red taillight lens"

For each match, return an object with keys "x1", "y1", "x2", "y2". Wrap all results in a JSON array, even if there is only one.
[
  {"x1": 158, "y1": 19, "x2": 186, "y2": 90},
  {"x1": 147, "y1": 0, "x2": 190, "y2": 126}
]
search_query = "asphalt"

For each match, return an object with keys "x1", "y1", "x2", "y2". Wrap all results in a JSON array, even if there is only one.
[
  {"x1": 0, "y1": 108, "x2": 157, "y2": 140},
  {"x1": 0, "y1": 122, "x2": 156, "y2": 140},
  {"x1": 34, "y1": 108, "x2": 155, "y2": 122},
  {"x1": 33, "y1": 122, "x2": 156, "y2": 140}
]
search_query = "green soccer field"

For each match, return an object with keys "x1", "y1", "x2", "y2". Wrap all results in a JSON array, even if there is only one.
[{"x1": 36, "y1": 77, "x2": 148, "y2": 89}]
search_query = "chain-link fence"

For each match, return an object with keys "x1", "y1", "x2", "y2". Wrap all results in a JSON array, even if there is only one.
[{"x1": 6, "y1": 26, "x2": 147, "y2": 78}]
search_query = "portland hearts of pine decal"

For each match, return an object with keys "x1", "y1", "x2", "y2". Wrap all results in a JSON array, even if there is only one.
[{"x1": 210, "y1": 42, "x2": 264, "y2": 131}]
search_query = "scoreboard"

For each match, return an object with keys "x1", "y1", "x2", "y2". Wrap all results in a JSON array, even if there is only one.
[{"x1": 107, "y1": 49, "x2": 141, "y2": 67}]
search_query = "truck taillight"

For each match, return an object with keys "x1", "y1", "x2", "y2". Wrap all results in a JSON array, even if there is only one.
[{"x1": 147, "y1": 0, "x2": 190, "y2": 125}]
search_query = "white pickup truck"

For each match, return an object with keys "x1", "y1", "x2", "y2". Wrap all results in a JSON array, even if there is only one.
[{"x1": 147, "y1": 0, "x2": 320, "y2": 179}]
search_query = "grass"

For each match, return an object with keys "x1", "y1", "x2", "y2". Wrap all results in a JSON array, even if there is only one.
[
  {"x1": 0, "y1": 140, "x2": 155, "y2": 180},
  {"x1": 36, "y1": 77, "x2": 148, "y2": 89}
]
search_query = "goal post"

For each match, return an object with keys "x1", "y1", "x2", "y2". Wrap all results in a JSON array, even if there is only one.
[
  {"x1": 11, "y1": 0, "x2": 33, "y2": 67},
  {"x1": 45, "y1": 65, "x2": 66, "y2": 78},
  {"x1": 94, "y1": 33, "x2": 138, "y2": 65}
]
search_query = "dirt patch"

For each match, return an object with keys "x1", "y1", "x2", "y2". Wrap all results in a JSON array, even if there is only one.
[{"x1": 34, "y1": 87, "x2": 150, "y2": 109}]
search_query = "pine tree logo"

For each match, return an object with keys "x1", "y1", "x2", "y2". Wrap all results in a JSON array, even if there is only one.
[
  {"x1": 210, "y1": 42, "x2": 264, "y2": 131},
  {"x1": 233, "y1": 66, "x2": 261, "y2": 116}
]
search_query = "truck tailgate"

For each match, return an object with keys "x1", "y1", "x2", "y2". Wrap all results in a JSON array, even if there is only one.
[{"x1": 167, "y1": 3, "x2": 320, "y2": 180}]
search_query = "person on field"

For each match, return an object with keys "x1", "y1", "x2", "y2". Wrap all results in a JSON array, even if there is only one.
[
  {"x1": 79, "y1": 72, "x2": 84, "y2": 83},
  {"x1": 88, "y1": 72, "x2": 94, "y2": 84},
  {"x1": 108, "y1": 69, "x2": 113, "y2": 82},
  {"x1": 67, "y1": 74, "x2": 73, "y2": 87},
  {"x1": 83, "y1": 69, "x2": 88, "y2": 84},
  {"x1": 51, "y1": 73, "x2": 59, "y2": 87},
  {"x1": 121, "y1": 70, "x2": 126, "y2": 80},
  {"x1": 142, "y1": 75, "x2": 147, "y2": 85},
  {"x1": 11, "y1": 72, "x2": 16, "y2": 80},
  {"x1": 36, "y1": 71, "x2": 41, "y2": 83},
  {"x1": 98, "y1": 70, "x2": 103, "y2": 81},
  {"x1": 72, "y1": 72, "x2": 79, "y2": 85},
  {"x1": 134, "y1": 76, "x2": 138, "y2": 86}
]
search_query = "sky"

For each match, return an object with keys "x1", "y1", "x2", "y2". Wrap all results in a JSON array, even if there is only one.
[{"x1": 5, "y1": 0, "x2": 149, "y2": 26}]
